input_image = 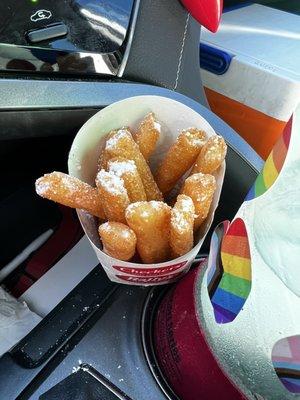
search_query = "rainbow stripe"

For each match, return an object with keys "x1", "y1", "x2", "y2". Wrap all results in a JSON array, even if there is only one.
[
  {"x1": 272, "y1": 335, "x2": 300, "y2": 393},
  {"x1": 207, "y1": 218, "x2": 251, "y2": 324},
  {"x1": 246, "y1": 117, "x2": 292, "y2": 201}
]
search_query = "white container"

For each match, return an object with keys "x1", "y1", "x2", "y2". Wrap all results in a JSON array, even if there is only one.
[
  {"x1": 200, "y1": 4, "x2": 300, "y2": 159},
  {"x1": 68, "y1": 95, "x2": 225, "y2": 286}
]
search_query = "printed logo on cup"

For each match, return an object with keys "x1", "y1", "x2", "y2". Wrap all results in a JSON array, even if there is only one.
[
  {"x1": 113, "y1": 261, "x2": 188, "y2": 277},
  {"x1": 116, "y1": 271, "x2": 184, "y2": 284}
]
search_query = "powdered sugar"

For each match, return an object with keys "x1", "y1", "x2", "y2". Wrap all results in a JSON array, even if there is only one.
[
  {"x1": 196, "y1": 193, "x2": 209, "y2": 202},
  {"x1": 187, "y1": 173, "x2": 203, "y2": 183},
  {"x1": 184, "y1": 128, "x2": 206, "y2": 147},
  {"x1": 105, "y1": 129, "x2": 130, "y2": 150},
  {"x1": 205, "y1": 147, "x2": 217, "y2": 157},
  {"x1": 171, "y1": 208, "x2": 190, "y2": 233},
  {"x1": 60, "y1": 173, "x2": 79, "y2": 193},
  {"x1": 126, "y1": 202, "x2": 144, "y2": 217},
  {"x1": 100, "y1": 221, "x2": 132, "y2": 239},
  {"x1": 127, "y1": 201, "x2": 144, "y2": 209},
  {"x1": 35, "y1": 172, "x2": 80, "y2": 196},
  {"x1": 142, "y1": 112, "x2": 161, "y2": 133},
  {"x1": 126, "y1": 201, "x2": 169, "y2": 219},
  {"x1": 203, "y1": 135, "x2": 225, "y2": 161},
  {"x1": 35, "y1": 178, "x2": 51, "y2": 196},
  {"x1": 210, "y1": 135, "x2": 222, "y2": 143},
  {"x1": 188, "y1": 137, "x2": 206, "y2": 147},
  {"x1": 100, "y1": 221, "x2": 113, "y2": 233},
  {"x1": 109, "y1": 159, "x2": 136, "y2": 177},
  {"x1": 178, "y1": 195, "x2": 194, "y2": 212},
  {"x1": 153, "y1": 121, "x2": 161, "y2": 133},
  {"x1": 172, "y1": 196, "x2": 194, "y2": 233},
  {"x1": 188, "y1": 172, "x2": 215, "y2": 187},
  {"x1": 149, "y1": 200, "x2": 169, "y2": 211},
  {"x1": 96, "y1": 170, "x2": 127, "y2": 196}
]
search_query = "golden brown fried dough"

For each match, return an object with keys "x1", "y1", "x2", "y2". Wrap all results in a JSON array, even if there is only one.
[
  {"x1": 96, "y1": 170, "x2": 129, "y2": 223},
  {"x1": 192, "y1": 135, "x2": 227, "y2": 174},
  {"x1": 99, "y1": 221, "x2": 137, "y2": 261},
  {"x1": 35, "y1": 171, "x2": 105, "y2": 219},
  {"x1": 108, "y1": 157, "x2": 147, "y2": 203},
  {"x1": 126, "y1": 201, "x2": 171, "y2": 263},
  {"x1": 134, "y1": 113, "x2": 160, "y2": 160},
  {"x1": 181, "y1": 173, "x2": 216, "y2": 230},
  {"x1": 155, "y1": 128, "x2": 207, "y2": 194},
  {"x1": 104, "y1": 129, "x2": 163, "y2": 201},
  {"x1": 170, "y1": 194, "x2": 195, "y2": 257}
]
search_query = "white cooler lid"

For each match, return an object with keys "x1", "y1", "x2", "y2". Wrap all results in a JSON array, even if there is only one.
[{"x1": 201, "y1": 4, "x2": 300, "y2": 80}]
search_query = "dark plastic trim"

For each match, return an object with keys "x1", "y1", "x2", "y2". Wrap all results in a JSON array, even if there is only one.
[
  {"x1": 0, "y1": 79, "x2": 263, "y2": 173},
  {"x1": 11, "y1": 267, "x2": 116, "y2": 368}
]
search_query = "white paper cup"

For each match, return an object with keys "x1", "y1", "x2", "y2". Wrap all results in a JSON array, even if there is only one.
[{"x1": 68, "y1": 95, "x2": 225, "y2": 286}]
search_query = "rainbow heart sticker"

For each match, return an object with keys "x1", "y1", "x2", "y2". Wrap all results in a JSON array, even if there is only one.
[
  {"x1": 207, "y1": 218, "x2": 252, "y2": 324},
  {"x1": 272, "y1": 335, "x2": 300, "y2": 394},
  {"x1": 246, "y1": 116, "x2": 292, "y2": 201}
]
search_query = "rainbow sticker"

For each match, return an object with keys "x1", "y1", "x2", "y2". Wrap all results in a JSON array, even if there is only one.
[
  {"x1": 207, "y1": 218, "x2": 251, "y2": 324},
  {"x1": 246, "y1": 117, "x2": 292, "y2": 201},
  {"x1": 272, "y1": 335, "x2": 300, "y2": 394}
]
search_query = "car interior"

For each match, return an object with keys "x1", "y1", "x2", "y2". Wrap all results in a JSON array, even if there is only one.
[{"x1": 0, "y1": 0, "x2": 297, "y2": 399}]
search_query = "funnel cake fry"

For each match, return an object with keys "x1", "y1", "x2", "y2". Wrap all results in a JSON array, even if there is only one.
[
  {"x1": 155, "y1": 128, "x2": 207, "y2": 194},
  {"x1": 182, "y1": 173, "x2": 216, "y2": 230},
  {"x1": 104, "y1": 129, "x2": 163, "y2": 201},
  {"x1": 99, "y1": 221, "x2": 136, "y2": 261},
  {"x1": 126, "y1": 201, "x2": 171, "y2": 263},
  {"x1": 35, "y1": 171, "x2": 105, "y2": 219},
  {"x1": 96, "y1": 170, "x2": 130, "y2": 223}
]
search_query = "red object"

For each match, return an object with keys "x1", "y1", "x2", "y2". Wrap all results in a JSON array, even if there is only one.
[
  {"x1": 113, "y1": 261, "x2": 187, "y2": 276},
  {"x1": 11, "y1": 276, "x2": 34, "y2": 298},
  {"x1": 116, "y1": 271, "x2": 184, "y2": 284},
  {"x1": 10, "y1": 207, "x2": 82, "y2": 297},
  {"x1": 154, "y1": 263, "x2": 245, "y2": 399},
  {"x1": 25, "y1": 207, "x2": 82, "y2": 280},
  {"x1": 181, "y1": 0, "x2": 223, "y2": 32}
]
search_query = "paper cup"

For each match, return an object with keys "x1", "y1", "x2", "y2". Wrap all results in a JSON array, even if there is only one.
[{"x1": 68, "y1": 95, "x2": 225, "y2": 286}]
